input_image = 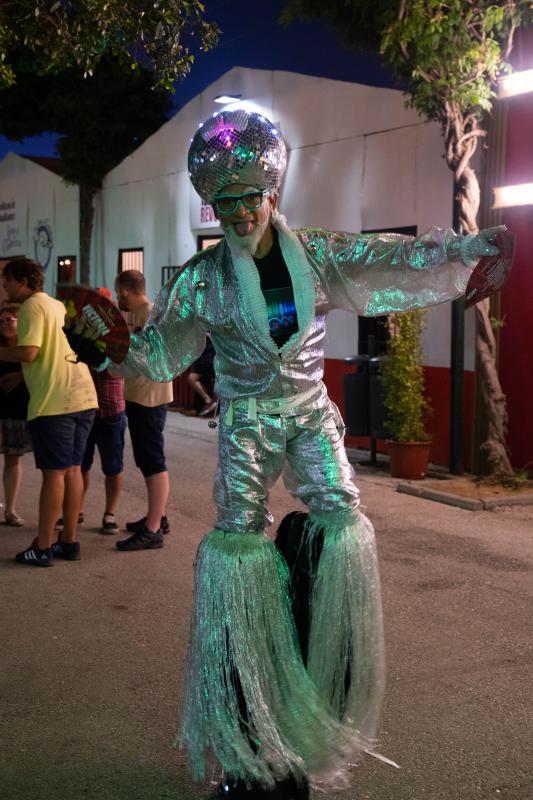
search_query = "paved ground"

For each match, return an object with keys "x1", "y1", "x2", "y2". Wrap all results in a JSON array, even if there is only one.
[{"x1": 1, "y1": 411, "x2": 532, "y2": 800}]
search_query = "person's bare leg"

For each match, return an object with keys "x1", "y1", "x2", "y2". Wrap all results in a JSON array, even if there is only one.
[
  {"x1": 188, "y1": 371, "x2": 211, "y2": 404},
  {"x1": 82, "y1": 469, "x2": 90, "y2": 499},
  {"x1": 38, "y1": 469, "x2": 66, "y2": 549},
  {"x1": 62, "y1": 465, "x2": 84, "y2": 544},
  {"x1": 145, "y1": 471, "x2": 169, "y2": 532},
  {"x1": 104, "y1": 472, "x2": 123, "y2": 515},
  {"x1": 3, "y1": 454, "x2": 22, "y2": 514}
]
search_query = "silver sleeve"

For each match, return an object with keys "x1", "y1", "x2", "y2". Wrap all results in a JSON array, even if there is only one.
[
  {"x1": 113, "y1": 267, "x2": 205, "y2": 381},
  {"x1": 322, "y1": 226, "x2": 474, "y2": 316}
]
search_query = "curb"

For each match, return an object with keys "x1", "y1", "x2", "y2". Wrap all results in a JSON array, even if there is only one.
[{"x1": 397, "y1": 482, "x2": 533, "y2": 511}]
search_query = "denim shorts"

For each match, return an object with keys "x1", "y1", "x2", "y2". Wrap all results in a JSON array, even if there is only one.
[
  {"x1": 82, "y1": 412, "x2": 127, "y2": 476},
  {"x1": 125, "y1": 401, "x2": 167, "y2": 477},
  {"x1": 29, "y1": 410, "x2": 96, "y2": 470}
]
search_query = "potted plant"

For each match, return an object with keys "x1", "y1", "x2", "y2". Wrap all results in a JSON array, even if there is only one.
[{"x1": 379, "y1": 309, "x2": 432, "y2": 479}]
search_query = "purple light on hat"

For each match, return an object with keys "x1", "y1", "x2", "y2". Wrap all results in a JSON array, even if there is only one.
[{"x1": 188, "y1": 109, "x2": 287, "y2": 204}]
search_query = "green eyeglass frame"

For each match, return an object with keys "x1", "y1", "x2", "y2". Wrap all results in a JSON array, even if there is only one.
[{"x1": 213, "y1": 190, "x2": 268, "y2": 215}]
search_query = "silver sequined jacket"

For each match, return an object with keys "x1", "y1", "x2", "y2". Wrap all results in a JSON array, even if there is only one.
[{"x1": 118, "y1": 221, "x2": 473, "y2": 401}]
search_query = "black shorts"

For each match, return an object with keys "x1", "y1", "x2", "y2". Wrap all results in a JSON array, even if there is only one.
[
  {"x1": 82, "y1": 412, "x2": 127, "y2": 476},
  {"x1": 125, "y1": 401, "x2": 167, "y2": 477},
  {"x1": 190, "y1": 338, "x2": 215, "y2": 379},
  {"x1": 29, "y1": 410, "x2": 96, "y2": 470}
]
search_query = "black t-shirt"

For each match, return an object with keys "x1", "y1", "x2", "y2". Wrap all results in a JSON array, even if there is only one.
[
  {"x1": 0, "y1": 361, "x2": 29, "y2": 420},
  {"x1": 254, "y1": 229, "x2": 298, "y2": 347}
]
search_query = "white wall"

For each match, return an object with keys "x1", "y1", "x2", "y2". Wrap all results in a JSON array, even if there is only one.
[
  {"x1": 0, "y1": 153, "x2": 78, "y2": 295},
  {"x1": 96, "y1": 67, "x2": 474, "y2": 369},
  {"x1": 0, "y1": 71, "x2": 477, "y2": 373}
]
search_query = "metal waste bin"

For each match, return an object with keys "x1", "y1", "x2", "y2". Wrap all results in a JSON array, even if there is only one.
[
  {"x1": 343, "y1": 354, "x2": 388, "y2": 464},
  {"x1": 368, "y1": 356, "x2": 388, "y2": 439},
  {"x1": 343, "y1": 355, "x2": 369, "y2": 436}
]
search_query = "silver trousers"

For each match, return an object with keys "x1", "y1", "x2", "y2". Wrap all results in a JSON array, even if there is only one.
[{"x1": 214, "y1": 385, "x2": 360, "y2": 533}]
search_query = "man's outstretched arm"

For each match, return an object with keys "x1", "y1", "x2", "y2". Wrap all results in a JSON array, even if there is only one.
[{"x1": 313, "y1": 225, "x2": 503, "y2": 316}]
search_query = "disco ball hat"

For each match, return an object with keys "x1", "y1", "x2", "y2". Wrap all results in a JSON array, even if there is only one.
[{"x1": 188, "y1": 109, "x2": 287, "y2": 204}]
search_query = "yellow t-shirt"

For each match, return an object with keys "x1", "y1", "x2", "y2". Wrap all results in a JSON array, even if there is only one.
[
  {"x1": 124, "y1": 301, "x2": 173, "y2": 408},
  {"x1": 17, "y1": 292, "x2": 98, "y2": 421}
]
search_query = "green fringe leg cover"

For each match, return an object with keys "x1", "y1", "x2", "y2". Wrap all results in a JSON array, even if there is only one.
[
  {"x1": 180, "y1": 529, "x2": 368, "y2": 787},
  {"x1": 305, "y1": 510, "x2": 385, "y2": 748}
]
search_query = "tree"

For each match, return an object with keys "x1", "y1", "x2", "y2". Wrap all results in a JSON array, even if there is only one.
[
  {"x1": 0, "y1": 56, "x2": 173, "y2": 281},
  {"x1": 0, "y1": 0, "x2": 219, "y2": 91},
  {"x1": 283, "y1": 0, "x2": 533, "y2": 479}
]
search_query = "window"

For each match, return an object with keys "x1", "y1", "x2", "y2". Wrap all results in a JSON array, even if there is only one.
[
  {"x1": 161, "y1": 266, "x2": 180, "y2": 286},
  {"x1": 118, "y1": 248, "x2": 144, "y2": 273},
  {"x1": 160, "y1": 236, "x2": 223, "y2": 286},
  {"x1": 198, "y1": 234, "x2": 223, "y2": 251},
  {"x1": 57, "y1": 255, "x2": 76, "y2": 284},
  {"x1": 358, "y1": 226, "x2": 417, "y2": 355}
]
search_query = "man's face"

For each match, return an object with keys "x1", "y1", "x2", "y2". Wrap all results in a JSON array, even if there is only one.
[
  {"x1": 212, "y1": 183, "x2": 277, "y2": 256},
  {"x1": 114, "y1": 282, "x2": 130, "y2": 312},
  {"x1": 2, "y1": 274, "x2": 27, "y2": 303}
]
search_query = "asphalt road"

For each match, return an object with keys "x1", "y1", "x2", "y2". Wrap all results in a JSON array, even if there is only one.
[{"x1": 1, "y1": 411, "x2": 532, "y2": 800}]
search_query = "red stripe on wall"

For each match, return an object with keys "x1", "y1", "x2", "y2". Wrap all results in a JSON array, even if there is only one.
[
  {"x1": 323, "y1": 358, "x2": 475, "y2": 469},
  {"x1": 498, "y1": 72, "x2": 533, "y2": 472}
]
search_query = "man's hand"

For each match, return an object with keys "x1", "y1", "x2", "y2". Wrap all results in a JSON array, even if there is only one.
[
  {"x1": 63, "y1": 314, "x2": 109, "y2": 368},
  {"x1": 462, "y1": 226, "x2": 506, "y2": 266},
  {"x1": 0, "y1": 372, "x2": 24, "y2": 392}
]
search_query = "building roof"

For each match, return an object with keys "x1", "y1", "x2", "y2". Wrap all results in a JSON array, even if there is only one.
[{"x1": 22, "y1": 156, "x2": 65, "y2": 176}]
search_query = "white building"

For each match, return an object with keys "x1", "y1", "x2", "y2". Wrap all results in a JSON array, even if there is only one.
[
  {"x1": 0, "y1": 154, "x2": 78, "y2": 296},
  {"x1": 0, "y1": 66, "x2": 478, "y2": 462},
  {"x1": 95, "y1": 66, "x2": 475, "y2": 374}
]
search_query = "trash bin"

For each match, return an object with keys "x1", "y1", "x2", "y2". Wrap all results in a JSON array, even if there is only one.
[
  {"x1": 343, "y1": 355, "x2": 369, "y2": 436},
  {"x1": 368, "y1": 356, "x2": 388, "y2": 439}
]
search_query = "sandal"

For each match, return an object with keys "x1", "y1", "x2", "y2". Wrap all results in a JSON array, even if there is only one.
[{"x1": 5, "y1": 511, "x2": 25, "y2": 527}]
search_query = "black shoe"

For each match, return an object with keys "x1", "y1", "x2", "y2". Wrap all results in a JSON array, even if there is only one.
[
  {"x1": 125, "y1": 515, "x2": 170, "y2": 534},
  {"x1": 276, "y1": 776, "x2": 310, "y2": 800},
  {"x1": 116, "y1": 526, "x2": 164, "y2": 551},
  {"x1": 100, "y1": 513, "x2": 119, "y2": 535},
  {"x1": 15, "y1": 540, "x2": 53, "y2": 567},
  {"x1": 213, "y1": 777, "x2": 296, "y2": 799},
  {"x1": 198, "y1": 399, "x2": 218, "y2": 417},
  {"x1": 55, "y1": 512, "x2": 84, "y2": 532},
  {"x1": 51, "y1": 540, "x2": 81, "y2": 561}
]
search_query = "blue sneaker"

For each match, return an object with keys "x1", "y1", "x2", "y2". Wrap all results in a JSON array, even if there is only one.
[
  {"x1": 51, "y1": 540, "x2": 81, "y2": 561},
  {"x1": 125, "y1": 515, "x2": 170, "y2": 534},
  {"x1": 15, "y1": 540, "x2": 53, "y2": 567},
  {"x1": 116, "y1": 526, "x2": 164, "y2": 551}
]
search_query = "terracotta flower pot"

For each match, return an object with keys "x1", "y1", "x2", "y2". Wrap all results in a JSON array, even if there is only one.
[{"x1": 387, "y1": 440, "x2": 432, "y2": 480}]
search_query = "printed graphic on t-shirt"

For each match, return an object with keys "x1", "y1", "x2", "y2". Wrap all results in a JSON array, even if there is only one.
[{"x1": 263, "y1": 287, "x2": 298, "y2": 343}]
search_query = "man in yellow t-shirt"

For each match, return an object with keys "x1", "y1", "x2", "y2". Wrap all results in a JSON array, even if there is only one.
[{"x1": 1, "y1": 258, "x2": 97, "y2": 567}]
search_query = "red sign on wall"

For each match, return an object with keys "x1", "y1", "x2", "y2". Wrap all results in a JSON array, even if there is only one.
[{"x1": 200, "y1": 205, "x2": 217, "y2": 224}]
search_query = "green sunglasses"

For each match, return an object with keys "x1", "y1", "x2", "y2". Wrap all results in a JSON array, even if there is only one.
[{"x1": 213, "y1": 190, "x2": 268, "y2": 215}]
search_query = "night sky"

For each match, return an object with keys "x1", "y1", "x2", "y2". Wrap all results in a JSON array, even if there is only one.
[{"x1": 0, "y1": 0, "x2": 398, "y2": 160}]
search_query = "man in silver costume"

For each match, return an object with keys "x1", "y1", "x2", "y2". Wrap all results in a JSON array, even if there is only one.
[{"x1": 98, "y1": 110, "x2": 502, "y2": 799}]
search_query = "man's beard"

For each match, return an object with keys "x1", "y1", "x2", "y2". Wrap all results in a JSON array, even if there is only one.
[{"x1": 223, "y1": 215, "x2": 270, "y2": 258}]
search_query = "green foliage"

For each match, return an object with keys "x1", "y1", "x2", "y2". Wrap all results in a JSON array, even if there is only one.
[
  {"x1": 283, "y1": 1, "x2": 533, "y2": 122},
  {"x1": 490, "y1": 314, "x2": 506, "y2": 329},
  {"x1": 0, "y1": 55, "x2": 173, "y2": 188},
  {"x1": 281, "y1": 0, "x2": 384, "y2": 50},
  {"x1": 0, "y1": 0, "x2": 219, "y2": 91},
  {"x1": 283, "y1": 1, "x2": 532, "y2": 477},
  {"x1": 484, "y1": 465, "x2": 533, "y2": 487},
  {"x1": 380, "y1": 310, "x2": 432, "y2": 442}
]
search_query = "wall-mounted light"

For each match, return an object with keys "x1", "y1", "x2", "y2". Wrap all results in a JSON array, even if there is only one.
[
  {"x1": 493, "y1": 182, "x2": 533, "y2": 208},
  {"x1": 214, "y1": 94, "x2": 242, "y2": 104},
  {"x1": 498, "y1": 69, "x2": 533, "y2": 98}
]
